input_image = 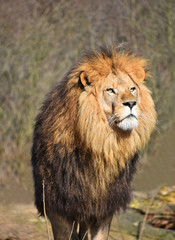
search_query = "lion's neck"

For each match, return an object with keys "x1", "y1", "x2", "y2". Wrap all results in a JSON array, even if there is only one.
[{"x1": 77, "y1": 105, "x2": 150, "y2": 181}]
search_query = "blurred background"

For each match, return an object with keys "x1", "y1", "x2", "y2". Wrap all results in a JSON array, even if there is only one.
[{"x1": 0, "y1": 0, "x2": 175, "y2": 205}]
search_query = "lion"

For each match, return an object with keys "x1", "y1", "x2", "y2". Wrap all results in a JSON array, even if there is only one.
[{"x1": 31, "y1": 45, "x2": 156, "y2": 240}]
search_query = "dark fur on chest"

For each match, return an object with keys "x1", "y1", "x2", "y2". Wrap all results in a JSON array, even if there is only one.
[{"x1": 32, "y1": 139, "x2": 139, "y2": 224}]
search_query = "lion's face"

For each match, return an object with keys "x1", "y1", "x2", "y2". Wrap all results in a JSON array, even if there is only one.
[{"x1": 99, "y1": 71, "x2": 140, "y2": 131}]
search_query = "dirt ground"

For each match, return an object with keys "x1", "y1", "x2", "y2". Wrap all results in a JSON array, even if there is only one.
[
  {"x1": 0, "y1": 178, "x2": 49, "y2": 240},
  {"x1": 0, "y1": 203, "x2": 51, "y2": 240},
  {"x1": 1, "y1": 183, "x2": 175, "y2": 240},
  {"x1": 1, "y1": 202, "x2": 175, "y2": 240}
]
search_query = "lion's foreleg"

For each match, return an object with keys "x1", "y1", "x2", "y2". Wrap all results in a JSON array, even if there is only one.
[
  {"x1": 88, "y1": 217, "x2": 112, "y2": 240},
  {"x1": 48, "y1": 213, "x2": 79, "y2": 240},
  {"x1": 78, "y1": 217, "x2": 112, "y2": 240}
]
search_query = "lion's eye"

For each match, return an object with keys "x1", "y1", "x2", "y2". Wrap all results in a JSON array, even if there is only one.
[
  {"x1": 106, "y1": 88, "x2": 115, "y2": 94},
  {"x1": 130, "y1": 87, "x2": 136, "y2": 92}
]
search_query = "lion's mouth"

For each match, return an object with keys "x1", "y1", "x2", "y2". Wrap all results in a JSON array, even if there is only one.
[
  {"x1": 115, "y1": 114, "x2": 138, "y2": 131},
  {"x1": 115, "y1": 114, "x2": 137, "y2": 124}
]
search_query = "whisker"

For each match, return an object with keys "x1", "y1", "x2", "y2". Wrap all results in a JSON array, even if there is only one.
[
  {"x1": 139, "y1": 113, "x2": 157, "y2": 123},
  {"x1": 108, "y1": 115, "x2": 116, "y2": 126},
  {"x1": 140, "y1": 113, "x2": 165, "y2": 126},
  {"x1": 108, "y1": 114, "x2": 118, "y2": 127},
  {"x1": 139, "y1": 114, "x2": 160, "y2": 134}
]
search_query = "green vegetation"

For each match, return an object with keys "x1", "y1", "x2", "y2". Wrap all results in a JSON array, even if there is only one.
[{"x1": 0, "y1": 0, "x2": 175, "y2": 188}]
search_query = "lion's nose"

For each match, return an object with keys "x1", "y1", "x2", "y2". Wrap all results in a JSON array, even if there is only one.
[{"x1": 123, "y1": 101, "x2": 136, "y2": 109}]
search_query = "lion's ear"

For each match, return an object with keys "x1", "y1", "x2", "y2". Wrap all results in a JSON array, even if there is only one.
[
  {"x1": 135, "y1": 68, "x2": 145, "y2": 83},
  {"x1": 79, "y1": 71, "x2": 91, "y2": 90},
  {"x1": 129, "y1": 67, "x2": 145, "y2": 84}
]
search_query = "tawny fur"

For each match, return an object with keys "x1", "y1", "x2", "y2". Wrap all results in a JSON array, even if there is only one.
[{"x1": 31, "y1": 45, "x2": 156, "y2": 225}]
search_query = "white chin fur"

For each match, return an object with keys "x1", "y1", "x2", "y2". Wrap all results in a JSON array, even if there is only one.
[{"x1": 118, "y1": 117, "x2": 138, "y2": 131}]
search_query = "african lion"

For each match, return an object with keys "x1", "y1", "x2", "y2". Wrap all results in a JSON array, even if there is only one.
[{"x1": 31, "y1": 45, "x2": 156, "y2": 240}]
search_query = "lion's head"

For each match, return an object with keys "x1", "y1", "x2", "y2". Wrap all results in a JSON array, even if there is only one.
[{"x1": 79, "y1": 70, "x2": 142, "y2": 132}]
